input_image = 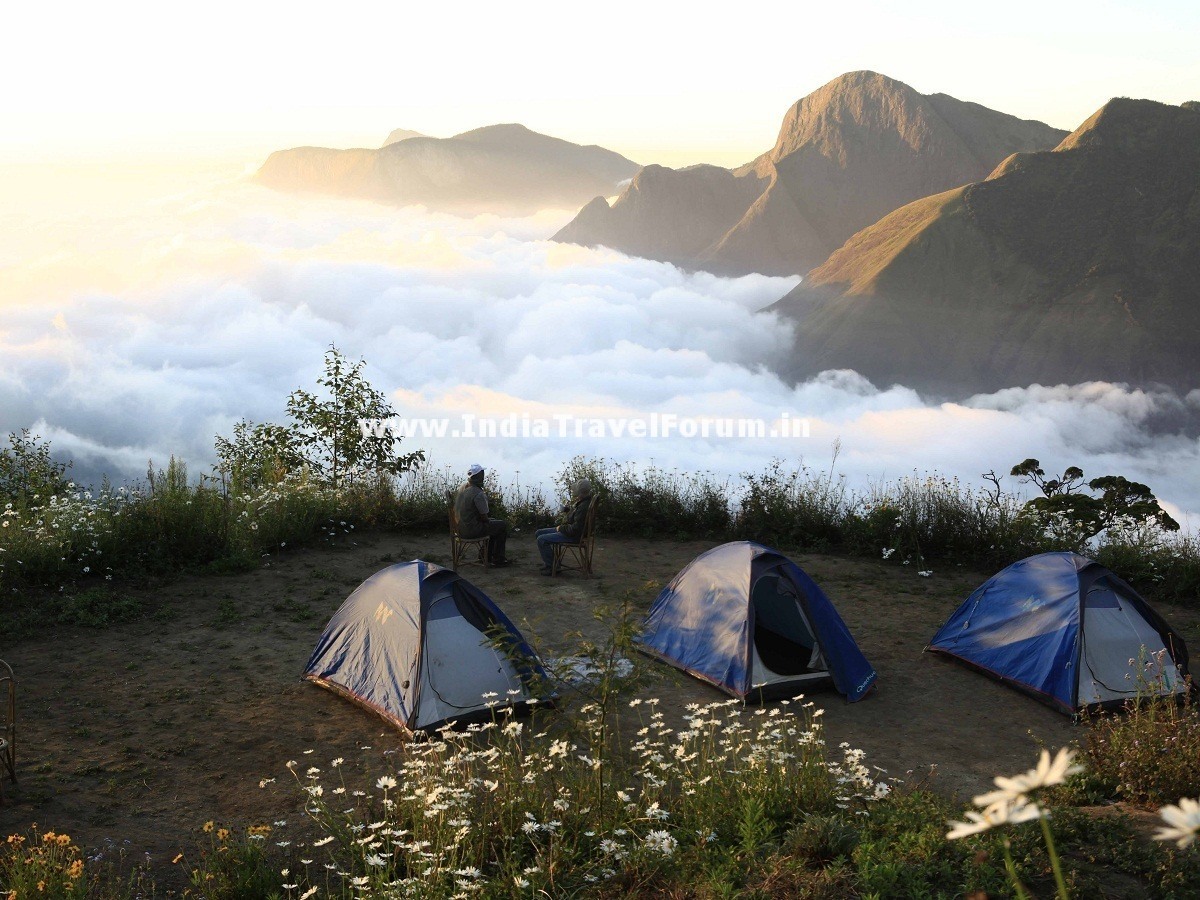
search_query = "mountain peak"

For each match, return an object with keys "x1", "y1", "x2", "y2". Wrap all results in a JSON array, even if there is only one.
[
  {"x1": 1057, "y1": 97, "x2": 1199, "y2": 152},
  {"x1": 821, "y1": 69, "x2": 906, "y2": 91},
  {"x1": 556, "y1": 73, "x2": 1065, "y2": 278},
  {"x1": 255, "y1": 125, "x2": 638, "y2": 216},
  {"x1": 382, "y1": 128, "x2": 424, "y2": 147},
  {"x1": 578, "y1": 196, "x2": 611, "y2": 215},
  {"x1": 452, "y1": 123, "x2": 536, "y2": 141},
  {"x1": 772, "y1": 92, "x2": 1200, "y2": 394},
  {"x1": 768, "y1": 71, "x2": 924, "y2": 163}
]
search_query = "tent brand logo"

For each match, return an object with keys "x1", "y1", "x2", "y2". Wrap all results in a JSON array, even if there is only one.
[
  {"x1": 856, "y1": 673, "x2": 876, "y2": 694},
  {"x1": 374, "y1": 603, "x2": 394, "y2": 625}
]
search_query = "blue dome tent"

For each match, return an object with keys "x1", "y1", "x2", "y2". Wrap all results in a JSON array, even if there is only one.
[
  {"x1": 305, "y1": 561, "x2": 549, "y2": 733},
  {"x1": 637, "y1": 542, "x2": 877, "y2": 701},
  {"x1": 928, "y1": 552, "x2": 1191, "y2": 715}
]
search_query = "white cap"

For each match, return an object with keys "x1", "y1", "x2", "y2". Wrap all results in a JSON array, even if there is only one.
[{"x1": 467, "y1": 463, "x2": 484, "y2": 477}]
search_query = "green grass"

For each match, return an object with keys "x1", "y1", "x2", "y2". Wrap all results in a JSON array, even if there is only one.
[
  {"x1": 4, "y1": 587, "x2": 143, "y2": 641},
  {"x1": 1072, "y1": 693, "x2": 1200, "y2": 806},
  {"x1": 852, "y1": 790, "x2": 1011, "y2": 898},
  {"x1": 3, "y1": 455, "x2": 1198, "y2": 632}
]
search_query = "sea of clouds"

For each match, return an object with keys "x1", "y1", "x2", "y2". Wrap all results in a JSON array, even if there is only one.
[{"x1": 2, "y1": 164, "x2": 1198, "y2": 524}]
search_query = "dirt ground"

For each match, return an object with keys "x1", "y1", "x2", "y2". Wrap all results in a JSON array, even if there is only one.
[{"x1": 2, "y1": 530, "x2": 1197, "y2": 886}]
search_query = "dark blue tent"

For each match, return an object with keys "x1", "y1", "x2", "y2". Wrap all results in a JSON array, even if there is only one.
[
  {"x1": 928, "y1": 552, "x2": 1190, "y2": 715},
  {"x1": 304, "y1": 561, "x2": 549, "y2": 733},
  {"x1": 636, "y1": 542, "x2": 877, "y2": 701}
]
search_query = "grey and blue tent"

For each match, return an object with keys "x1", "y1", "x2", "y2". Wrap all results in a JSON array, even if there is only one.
[
  {"x1": 304, "y1": 561, "x2": 549, "y2": 733},
  {"x1": 928, "y1": 552, "x2": 1190, "y2": 715},
  {"x1": 637, "y1": 542, "x2": 877, "y2": 701}
]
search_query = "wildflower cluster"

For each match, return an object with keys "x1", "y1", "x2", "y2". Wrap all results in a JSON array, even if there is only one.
[
  {"x1": 0, "y1": 462, "x2": 370, "y2": 593},
  {"x1": 175, "y1": 820, "x2": 282, "y2": 898},
  {"x1": 1081, "y1": 689, "x2": 1200, "y2": 804},
  {"x1": 265, "y1": 694, "x2": 889, "y2": 898},
  {"x1": 229, "y1": 470, "x2": 343, "y2": 556},
  {"x1": 0, "y1": 828, "x2": 87, "y2": 898},
  {"x1": 0, "y1": 487, "x2": 114, "y2": 585}
]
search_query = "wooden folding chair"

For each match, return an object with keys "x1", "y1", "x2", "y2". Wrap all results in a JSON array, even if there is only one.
[
  {"x1": 449, "y1": 505, "x2": 491, "y2": 571},
  {"x1": 552, "y1": 497, "x2": 599, "y2": 577},
  {"x1": 0, "y1": 660, "x2": 14, "y2": 802}
]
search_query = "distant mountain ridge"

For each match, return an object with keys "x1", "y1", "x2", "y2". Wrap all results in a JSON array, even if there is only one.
[
  {"x1": 256, "y1": 124, "x2": 639, "y2": 215},
  {"x1": 770, "y1": 98, "x2": 1200, "y2": 394},
  {"x1": 555, "y1": 71, "x2": 1066, "y2": 275},
  {"x1": 382, "y1": 128, "x2": 424, "y2": 146}
]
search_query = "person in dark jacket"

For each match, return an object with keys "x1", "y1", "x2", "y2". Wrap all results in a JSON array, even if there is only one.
[
  {"x1": 453, "y1": 463, "x2": 510, "y2": 566},
  {"x1": 536, "y1": 479, "x2": 593, "y2": 575}
]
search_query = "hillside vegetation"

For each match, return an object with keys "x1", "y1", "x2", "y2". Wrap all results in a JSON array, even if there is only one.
[{"x1": 773, "y1": 98, "x2": 1200, "y2": 394}]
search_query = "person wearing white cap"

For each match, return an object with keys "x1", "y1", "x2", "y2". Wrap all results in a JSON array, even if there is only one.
[{"x1": 453, "y1": 463, "x2": 510, "y2": 566}]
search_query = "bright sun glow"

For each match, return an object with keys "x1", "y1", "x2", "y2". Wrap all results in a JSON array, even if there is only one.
[{"x1": 3, "y1": 1, "x2": 1198, "y2": 166}]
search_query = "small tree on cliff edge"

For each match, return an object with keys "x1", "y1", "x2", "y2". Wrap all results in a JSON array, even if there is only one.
[
  {"x1": 1011, "y1": 458, "x2": 1179, "y2": 549},
  {"x1": 216, "y1": 345, "x2": 422, "y2": 491}
]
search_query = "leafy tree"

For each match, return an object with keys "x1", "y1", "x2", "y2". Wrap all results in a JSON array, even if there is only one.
[
  {"x1": 214, "y1": 420, "x2": 300, "y2": 492},
  {"x1": 215, "y1": 346, "x2": 423, "y2": 491},
  {"x1": 286, "y1": 346, "x2": 422, "y2": 488},
  {"x1": 0, "y1": 430, "x2": 72, "y2": 504},
  {"x1": 1011, "y1": 458, "x2": 1179, "y2": 547}
]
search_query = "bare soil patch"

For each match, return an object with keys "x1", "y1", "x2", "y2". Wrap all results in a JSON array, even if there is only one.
[{"x1": 2, "y1": 530, "x2": 1197, "y2": 884}]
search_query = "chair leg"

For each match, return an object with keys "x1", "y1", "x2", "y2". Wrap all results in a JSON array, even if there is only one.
[
  {"x1": 551, "y1": 543, "x2": 595, "y2": 576},
  {"x1": 452, "y1": 537, "x2": 495, "y2": 569},
  {"x1": 0, "y1": 743, "x2": 10, "y2": 804}
]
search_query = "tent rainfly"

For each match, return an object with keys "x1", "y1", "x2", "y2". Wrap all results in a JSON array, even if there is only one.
[
  {"x1": 304, "y1": 561, "x2": 549, "y2": 733},
  {"x1": 636, "y1": 541, "x2": 877, "y2": 701},
  {"x1": 927, "y1": 551, "x2": 1191, "y2": 715}
]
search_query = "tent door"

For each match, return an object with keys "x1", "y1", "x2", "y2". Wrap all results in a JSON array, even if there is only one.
[
  {"x1": 413, "y1": 586, "x2": 526, "y2": 729},
  {"x1": 749, "y1": 573, "x2": 829, "y2": 686},
  {"x1": 1078, "y1": 579, "x2": 1187, "y2": 705}
]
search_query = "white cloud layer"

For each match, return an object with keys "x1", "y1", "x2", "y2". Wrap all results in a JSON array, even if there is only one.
[{"x1": 2, "y1": 166, "x2": 1198, "y2": 526}]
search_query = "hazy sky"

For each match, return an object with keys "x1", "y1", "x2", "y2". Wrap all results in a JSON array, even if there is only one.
[{"x1": 5, "y1": 0, "x2": 1198, "y2": 167}]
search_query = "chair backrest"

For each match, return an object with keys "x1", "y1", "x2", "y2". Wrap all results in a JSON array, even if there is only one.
[
  {"x1": 582, "y1": 496, "x2": 599, "y2": 542},
  {"x1": 447, "y1": 490, "x2": 469, "y2": 537},
  {"x1": 449, "y1": 497, "x2": 487, "y2": 543}
]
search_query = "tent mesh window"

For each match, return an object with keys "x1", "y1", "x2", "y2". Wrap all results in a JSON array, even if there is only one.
[
  {"x1": 416, "y1": 582, "x2": 526, "y2": 722},
  {"x1": 1079, "y1": 576, "x2": 1186, "y2": 704}
]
